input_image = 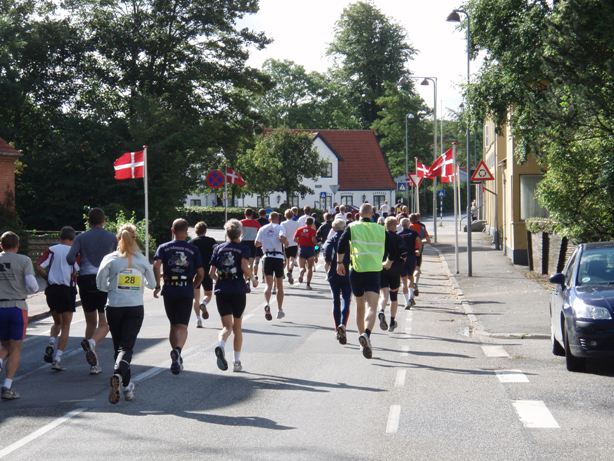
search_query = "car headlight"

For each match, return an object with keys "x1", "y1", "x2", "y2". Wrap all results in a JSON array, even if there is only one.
[{"x1": 572, "y1": 300, "x2": 612, "y2": 320}]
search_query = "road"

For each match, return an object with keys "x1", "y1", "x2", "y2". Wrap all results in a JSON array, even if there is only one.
[{"x1": 2, "y1": 236, "x2": 614, "y2": 460}]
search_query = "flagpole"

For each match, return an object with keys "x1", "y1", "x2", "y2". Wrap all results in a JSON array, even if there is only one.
[
  {"x1": 414, "y1": 157, "x2": 420, "y2": 213},
  {"x1": 224, "y1": 163, "x2": 228, "y2": 223},
  {"x1": 143, "y1": 145, "x2": 149, "y2": 260},
  {"x1": 452, "y1": 142, "x2": 459, "y2": 274}
]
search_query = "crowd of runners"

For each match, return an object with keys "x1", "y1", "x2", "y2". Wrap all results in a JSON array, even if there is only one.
[{"x1": 0, "y1": 202, "x2": 430, "y2": 404}]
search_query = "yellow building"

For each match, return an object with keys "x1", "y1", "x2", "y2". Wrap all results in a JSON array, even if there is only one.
[{"x1": 481, "y1": 120, "x2": 547, "y2": 265}]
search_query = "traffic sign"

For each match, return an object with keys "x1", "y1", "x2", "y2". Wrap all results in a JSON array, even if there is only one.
[
  {"x1": 320, "y1": 191, "x2": 327, "y2": 199},
  {"x1": 206, "y1": 169, "x2": 225, "y2": 189},
  {"x1": 437, "y1": 189, "x2": 446, "y2": 199},
  {"x1": 407, "y1": 173, "x2": 422, "y2": 187},
  {"x1": 397, "y1": 182, "x2": 407, "y2": 192},
  {"x1": 471, "y1": 160, "x2": 494, "y2": 181}
]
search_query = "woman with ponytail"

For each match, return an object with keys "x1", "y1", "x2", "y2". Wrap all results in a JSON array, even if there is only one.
[{"x1": 96, "y1": 224, "x2": 155, "y2": 404}]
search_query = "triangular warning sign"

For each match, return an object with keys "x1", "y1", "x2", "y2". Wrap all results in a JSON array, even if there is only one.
[
  {"x1": 407, "y1": 173, "x2": 422, "y2": 187},
  {"x1": 471, "y1": 160, "x2": 494, "y2": 181}
]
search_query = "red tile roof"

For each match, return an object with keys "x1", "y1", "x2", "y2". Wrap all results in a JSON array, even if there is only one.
[
  {"x1": 316, "y1": 130, "x2": 395, "y2": 190},
  {"x1": 0, "y1": 137, "x2": 20, "y2": 156}
]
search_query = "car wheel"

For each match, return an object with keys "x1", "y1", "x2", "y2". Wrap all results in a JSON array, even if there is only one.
[
  {"x1": 563, "y1": 321, "x2": 586, "y2": 372},
  {"x1": 551, "y1": 323, "x2": 565, "y2": 356}
]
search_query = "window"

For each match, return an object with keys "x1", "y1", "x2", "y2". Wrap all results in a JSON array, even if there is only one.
[
  {"x1": 288, "y1": 194, "x2": 299, "y2": 207},
  {"x1": 341, "y1": 195, "x2": 353, "y2": 206},
  {"x1": 257, "y1": 195, "x2": 270, "y2": 208},
  {"x1": 319, "y1": 194, "x2": 332, "y2": 211},
  {"x1": 520, "y1": 175, "x2": 548, "y2": 220},
  {"x1": 323, "y1": 162, "x2": 333, "y2": 178},
  {"x1": 190, "y1": 199, "x2": 202, "y2": 206},
  {"x1": 372, "y1": 194, "x2": 385, "y2": 210}
]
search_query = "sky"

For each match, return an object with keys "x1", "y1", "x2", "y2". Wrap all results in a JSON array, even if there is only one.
[{"x1": 239, "y1": 0, "x2": 479, "y2": 119}]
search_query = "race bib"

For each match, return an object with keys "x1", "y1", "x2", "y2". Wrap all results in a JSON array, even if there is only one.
[{"x1": 117, "y1": 268, "x2": 142, "y2": 291}]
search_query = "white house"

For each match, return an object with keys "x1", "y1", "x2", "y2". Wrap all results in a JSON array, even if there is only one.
[{"x1": 186, "y1": 130, "x2": 396, "y2": 211}]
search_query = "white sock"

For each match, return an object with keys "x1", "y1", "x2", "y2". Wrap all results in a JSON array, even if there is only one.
[
  {"x1": 196, "y1": 314, "x2": 201, "y2": 321},
  {"x1": 234, "y1": 351, "x2": 241, "y2": 362},
  {"x1": 409, "y1": 288, "x2": 415, "y2": 299},
  {"x1": 49, "y1": 336, "x2": 57, "y2": 346},
  {"x1": 4, "y1": 378, "x2": 13, "y2": 389},
  {"x1": 218, "y1": 340, "x2": 225, "y2": 349},
  {"x1": 54, "y1": 349, "x2": 63, "y2": 361},
  {"x1": 88, "y1": 338, "x2": 96, "y2": 349}
]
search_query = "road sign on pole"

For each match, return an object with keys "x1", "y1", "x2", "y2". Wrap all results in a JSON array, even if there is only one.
[
  {"x1": 471, "y1": 160, "x2": 494, "y2": 181},
  {"x1": 397, "y1": 182, "x2": 408, "y2": 192},
  {"x1": 407, "y1": 174, "x2": 422, "y2": 188}
]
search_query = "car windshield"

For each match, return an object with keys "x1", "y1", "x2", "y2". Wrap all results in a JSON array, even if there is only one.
[{"x1": 577, "y1": 247, "x2": 614, "y2": 286}]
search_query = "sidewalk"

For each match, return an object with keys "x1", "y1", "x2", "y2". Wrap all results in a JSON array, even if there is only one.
[{"x1": 432, "y1": 216, "x2": 551, "y2": 339}]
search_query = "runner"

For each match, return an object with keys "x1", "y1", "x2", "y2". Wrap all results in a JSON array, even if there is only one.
[
  {"x1": 66, "y1": 207, "x2": 117, "y2": 375},
  {"x1": 253, "y1": 209, "x2": 269, "y2": 280},
  {"x1": 294, "y1": 217, "x2": 317, "y2": 290},
  {"x1": 379, "y1": 200, "x2": 390, "y2": 218},
  {"x1": 334, "y1": 205, "x2": 347, "y2": 222},
  {"x1": 291, "y1": 207, "x2": 300, "y2": 221},
  {"x1": 412, "y1": 213, "x2": 431, "y2": 296},
  {"x1": 96, "y1": 224, "x2": 155, "y2": 403},
  {"x1": 378, "y1": 217, "x2": 407, "y2": 332},
  {"x1": 280, "y1": 209, "x2": 300, "y2": 285},
  {"x1": 153, "y1": 218, "x2": 204, "y2": 375},
  {"x1": 297, "y1": 206, "x2": 312, "y2": 227},
  {"x1": 324, "y1": 219, "x2": 351, "y2": 345},
  {"x1": 189, "y1": 221, "x2": 217, "y2": 328},
  {"x1": 316, "y1": 213, "x2": 333, "y2": 272},
  {"x1": 35, "y1": 226, "x2": 78, "y2": 371},
  {"x1": 336, "y1": 203, "x2": 390, "y2": 359},
  {"x1": 0, "y1": 231, "x2": 38, "y2": 400},
  {"x1": 240, "y1": 208, "x2": 261, "y2": 289},
  {"x1": 398, "y1": 217, "x2": 422, "y2": 309},
  {"x1": 209, "y1": 219, "x2": 251, "y2": 372},
  {"x1": 254, "y1": 212, "x2": 288, "y2": 320}
]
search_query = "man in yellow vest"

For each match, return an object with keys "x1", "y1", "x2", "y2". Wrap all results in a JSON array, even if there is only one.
[{"x1": 336, "y1": 203, "x2": 391, "y2": 359}]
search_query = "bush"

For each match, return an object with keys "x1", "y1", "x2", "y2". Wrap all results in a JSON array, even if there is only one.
[{"x1": 525, "y1": 217, "x2": 558, "y2": 235}]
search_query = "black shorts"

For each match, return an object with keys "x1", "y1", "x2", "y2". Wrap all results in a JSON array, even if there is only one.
[
  {"x1": 216, "y1": 292, "x2": 246, "y2": 319},
  {"x1": 196, "y1": 274, "x2": 213, "y2": 292},
  {"x1": 163, "y1": 296, "x2": 193, "y2": 325},
  {"x1": 264, "y1": 258, "x2": 285, "y2": 278},
  {"x1": 416, "y1": 254, "x2": 423, "y2": 267},
  {"x1": 299, "y1": 246, "x2": 315, "y2": 259},
  {"x1": 285, "y1": 246, "x2": 298, "y2": 259},
  {"x1": 45, "y1": 284, "x2": 77, "y2": 313},
  {"x1": 349, "y1": 270, "x2": 381, "y2": 297},
  {"x1": 380, "y1": 269, "x2": 401, "y2": 291},
  {"x1": 243, "y1": 241, "x2": 256, "y2": 259},
  {"x1": 255, "y1": 247, "x2": 264, "y2": 258},
  {"x1": 77, "y1": 274, "x2": 107, "y2": 313}
]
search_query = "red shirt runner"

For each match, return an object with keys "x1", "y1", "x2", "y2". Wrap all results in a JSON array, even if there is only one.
[{"x1": 294, "y1": 226, "x2": 317, "y2": 247}]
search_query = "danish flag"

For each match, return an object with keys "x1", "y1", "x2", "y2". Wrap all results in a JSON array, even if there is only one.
[
  {"x1": 114, "y1": 151, "x2": 144, "y2": 180},
  {"x1": 226, "y1": 167, "x2": 246, "y2": 187},
  {"x1": 427, "y1": 148, "x2": 454, "y2": 178},
  {"x1": 416, "y1": 161, "x2": 431, "y2": 178}
]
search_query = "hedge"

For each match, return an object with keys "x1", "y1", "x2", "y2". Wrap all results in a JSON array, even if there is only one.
[{"x1": 525, "y1": 217, "x2": 558, "y2": 234}]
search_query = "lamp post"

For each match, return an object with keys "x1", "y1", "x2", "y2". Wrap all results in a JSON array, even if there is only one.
[
  {"x1": 412, "y1": 76, "x2": 438, "y2": 243},
  {"x1": 404, "y1": 112, "x2": 412, "y2": 208},
  {"x1": 447, "y1": 8, "x2": 473, "y2": 277}
]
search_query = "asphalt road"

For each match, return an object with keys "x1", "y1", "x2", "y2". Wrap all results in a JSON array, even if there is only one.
[{"x1": 2, "y1": 245, "x2": 614, "y2": 460}]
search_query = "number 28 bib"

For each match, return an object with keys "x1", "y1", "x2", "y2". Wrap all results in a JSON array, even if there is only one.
[{"x1": 117, "y1": 268, "x2": 142, "y2": 291}]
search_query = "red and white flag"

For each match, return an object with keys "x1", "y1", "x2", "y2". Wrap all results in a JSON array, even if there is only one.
[
  {"x1": 114, "y1": 151, "x2": 144, "y2": 180},
  {"x1": 427, "y1": 148, "x2": 454, "y2": 178},
  {"x1": 226, "y1": 167, "x2": 246, "y2": 187},
  {"x1": 416, "y1": 161, "x2": 431, "y2": 178}
]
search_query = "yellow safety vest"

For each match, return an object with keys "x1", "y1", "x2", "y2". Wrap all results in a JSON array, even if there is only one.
[{"x1": 349, "y1": 221, "x2": 385, "y2": 272}]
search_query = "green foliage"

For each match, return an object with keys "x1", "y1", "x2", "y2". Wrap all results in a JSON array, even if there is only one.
[
  {"x1": 328, "y1": 1, "x2": 416, "y2": 128},
  {"x1": 239, "y1": 129, "x2": 328, "y2": 203},
  {"x1": 83, "y1": 208, "x2": 156, "y2": 255},
  {"x1": 525, "y1": 217, "x2": 558, "y2": 235}
]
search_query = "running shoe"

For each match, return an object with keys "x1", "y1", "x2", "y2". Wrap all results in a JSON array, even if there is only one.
[
  {"x1": 411, "y1": 298, "x2": 416, "y2": 306},
  {"x1": 306, "y1": 284, "x2": 313, "y2": 290},
  {"x1": 215, "y1": 346, "x2": 228, "y2": 371},
  {"x1": 276, "y1": 310, "x2": 285, "y2": 320},
  {"x1": 170, "y1": 348, "x2": 183, "y2": 375},
  {"x1": 90, "y1": 365, "x2": 102, "y2": 375},
  {"x1": 358, "y1": 333, "x2": 372, "y2": 359},
  {"x1": 337, "y1": 325, "x2": 347, "y2": 345},
  {"x1": 81, "y1": 339, "x2": 98, "y2": 366},
  {"x1": 200, "y1": 302, "x2": 209, "y2": 320},
  {"x1": 414, "y1": 287, "x2": 420, "y2": 297},
  {"x1": 109, "y1": 374, "x2": 121, "y2": 404},
  {"x1": 264, "y1": 305, "x2": 272, "y2": 321},
  {"x1": 287, "y1": 272, "x2": 294, "y2": 285},
  {"x1": 196, "y1": 318, "x2": 203, "y2": 328},
  {"x1": 378, "y1": 312, "x2": 389, "y2": 331},
  {"x1": 389, "y1": 320, "x2": 398, "y2": 332},
  {"x1": 298, "y1": 271, "x2": 304, "y2": 284},
  {"x1": 44, "y1": 345, "x2": 54, "y2": 363},
  {"x1": 233, "y1": 361, "x2": 243, "y2": 372},
  {"x1": 123, "y1": 382, "x2": 135, "y2": 401},
  {"x1": 51, "y1": 360, "x2": 65, "y2": 371},
  {"x1": 252, "y1": 276, "x2": 259, "y2": 288},
  {"x1": 245, "y1": 282, "x2": 251, "y2": 293},
  {"x1": 1, "y1": 387, "x2": 20, "y2": 400}
]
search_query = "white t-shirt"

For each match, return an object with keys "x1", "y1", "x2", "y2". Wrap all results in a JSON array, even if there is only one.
[
  {"x1": 280, "y1": 219, "x2": 300, "y2": 248},
  {"x1": 334, "y1": 213, "x2": 347, "y2": 222},
  {"x1": 380, "y1": 203, "x2": 390, "y2": 213},
  {"x1": 297, "y1": 214, "x2": 309, "y2": 227},
  {"x1": 39, "y1": 243, "x2": 79, "y2": 286},
  {"x1": 255, "y1": 223, "x2": 286, "y2": 259}
]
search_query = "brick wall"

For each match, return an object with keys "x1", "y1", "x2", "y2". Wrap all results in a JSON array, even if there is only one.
[{"x1": 0, "y1": 156, "x2": 17, "y2": 209}]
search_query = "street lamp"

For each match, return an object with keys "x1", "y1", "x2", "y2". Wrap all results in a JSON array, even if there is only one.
[
  {"x1": 412, "y1": 76, "x2": 438, "y2": 243},
  {"x1": 404, "y1": 112, "x2": 414, "y2": 209},
  {"x1": 447, "y1": 8, "x2": 473, "y2": 277}
]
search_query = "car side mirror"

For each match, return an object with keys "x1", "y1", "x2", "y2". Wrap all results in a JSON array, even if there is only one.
[{"x1": 549, "y1": 273, "x2": 565, "y2": 285}]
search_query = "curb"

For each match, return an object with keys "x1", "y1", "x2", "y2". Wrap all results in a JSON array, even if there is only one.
[{"x1": 431, "y1": 245, "x2": 549, "y2": 341}]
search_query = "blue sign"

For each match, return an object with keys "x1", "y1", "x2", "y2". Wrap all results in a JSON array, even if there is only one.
[
  {"x1": 320, "y1": 191, "x2": 327, "y2": 199},
  {"x1": 265, "y1": 207, "x2": 273, "y2": 216},
  {"x1": 437, "y1": 189, "x2": 446, "y2": 199},
  {"x1": 397, "y1": 182, "x2": 407, "y2": 192}
]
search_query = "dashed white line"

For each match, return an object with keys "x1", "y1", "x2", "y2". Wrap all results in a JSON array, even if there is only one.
[
  {"x1": 0, "y1": 408, "x2": 87, "y2": 459},
  {"x1": 512, "y1": 400, "x2": 559, "y2": 428},
  {"x1": 481, "y1": 345, "x2": 510, "y2": 358},
  {"x1": 386, "y1": 405, "x2": 401, "y2": 433},
  {"x1": 394, "y1": 369, "x2": 407, "y2": 388},
  {"x1": 495, "y1": 369, "x2": 529, "y2": 383},
  {"x1": 400, "y1": 345, "x2": 410, "y2": 356}
]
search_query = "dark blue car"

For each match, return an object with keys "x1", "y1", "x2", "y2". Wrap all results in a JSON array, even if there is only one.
[{"x1": 549, "y1": 242, "x2": 614, "y2": 372}]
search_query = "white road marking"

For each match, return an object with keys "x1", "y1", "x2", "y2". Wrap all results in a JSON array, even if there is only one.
[
  {"x1": 512, "y1": 400, "x2": 559, "y2": 428},
  {"x1": 394, "y1": 369, "x2": 407, "y2": 388},
  {"x1": 0, "y1": 408, "x2": 87, "y2": 459},
  {"x1": 481, "y1": 345, "x2": 510, "y2": 358},
  {"x1": 386, "y1": 405, "x2": 401, "y2": 434},
  {"x1": 401, "y1": 345, "x2": 410, "y2": 356},
  {"x1": 495, "y1": 369, "x2": 529, "y2": 383}
]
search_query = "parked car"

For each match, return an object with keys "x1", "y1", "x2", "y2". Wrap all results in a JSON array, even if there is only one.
[{"x1": 549, "y1": 242, "x2": 614, "y2": 372}]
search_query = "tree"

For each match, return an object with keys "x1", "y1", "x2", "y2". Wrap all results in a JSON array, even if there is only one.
[
  {"x1": 328, "y1": 1, "x2": 416, "y2": 128},
  {"x1": 239, "y1": 129, "x2": 328, "y2": 204}
]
